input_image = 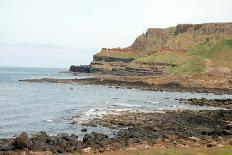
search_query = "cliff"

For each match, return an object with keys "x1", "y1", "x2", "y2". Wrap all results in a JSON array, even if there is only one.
[
  {"x1": 129, "y1": 22, "x2": 232, "y2": 52},
  {"x1": 70, "y1": 22, "x2": 232, "y2": 76}
]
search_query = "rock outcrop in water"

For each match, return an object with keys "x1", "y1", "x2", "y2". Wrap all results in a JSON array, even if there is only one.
[
  {"x1": 70, "y1": 22, "x2": 232, "y2": 76},
  {"x1": 70, "y1": 65, "x2": 92, "y2": 73}
]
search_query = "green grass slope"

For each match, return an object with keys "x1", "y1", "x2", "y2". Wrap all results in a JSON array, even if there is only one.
[
  {"x1": 134, "y1": 39, "x2": 232, "y2": 75},
  {"x1": 167, "y1": 39, "x2": 232, "y2": 74}
]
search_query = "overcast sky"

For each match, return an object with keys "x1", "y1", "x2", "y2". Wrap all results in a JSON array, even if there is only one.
[{"x1": 0, "y1": 0, "x2": 231, "y2": 68}]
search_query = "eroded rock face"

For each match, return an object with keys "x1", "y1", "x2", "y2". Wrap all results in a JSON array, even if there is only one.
[
  {"x1": 175, "y1": 23, "x2": 232, "y2": 35},
  {"x1": 70, "y1": 22, "x2": 232, "y2": 75},
  {"x1": 93, "y1": 55, "x2": 135, "y2": 63},
  {"x1": 130, "y1": 22, "x2": 232, "y2": 52}
]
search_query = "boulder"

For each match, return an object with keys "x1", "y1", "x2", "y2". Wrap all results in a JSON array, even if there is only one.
[
  {"x1": 81, "y1": 128, "x2": 87, "y2": 132},
  {"x1": 31, "y1": 131, "x2": 49, "y2": 144},
  {"x1": 13, "y1": 132, "x2": 31, "y2": 150},
  {"x1": 31, "y1": 142, "x2": 50, "y2": 152}
]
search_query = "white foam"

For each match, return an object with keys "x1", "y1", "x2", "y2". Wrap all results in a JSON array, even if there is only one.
[
  {"x1": 152, "y1": 101, "x2": 159, "y2": 104},
  {"x1": 112, "y1": 102, "x2": 144, "y2": 108}
]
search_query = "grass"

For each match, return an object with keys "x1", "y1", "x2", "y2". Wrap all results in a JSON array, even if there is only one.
[
  {"x1": 90, "y1": 146, "x2": 232, "y2": 155},
  {"x1": 133, "y1": 39, "x2": 232, "y2": 75},
  {"x1": 188, "y1": 39, "x2": 232, "y2": 68},
  {"x1": 135, "y1": 52, "x2": 190, "y2": 65},
  {"x1": 96, "y1": 39, "x2": 232, "y2": 75},
  {"x1": 96, "y1": 49, "x2": 145, "y2": 59},
  {"x1": 188, "y1": 39, "x2": 232, "y2": 58},
  {"x1": 134, "y1": 52, "x2": 205, "y2": 74},
  {"x1": 135, "y1": 146, "x2": 232, "y2": 155}
]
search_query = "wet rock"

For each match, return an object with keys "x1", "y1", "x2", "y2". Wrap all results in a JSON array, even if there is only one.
[
  {"x1": 71, "y1": 134, "x2": 79, "y2": 139},
  {"x1": 83, "y1": 134, "x2": 95, "y2": 144},
  {"x1": 0, "y1": 139, "x2": 14, "y2": 151},
  {"x1": 179, "y1": 98, "x2": 232, "y2": 109},
  {"x1": 70, "y1": 65, "x2": 92, "y2": 73},
  {"x1": 13, "y1": 132, "x2": 31, "y2": 150},
  {"x1": 81, "y1": 128, "x2": 87, "y2": 132}
]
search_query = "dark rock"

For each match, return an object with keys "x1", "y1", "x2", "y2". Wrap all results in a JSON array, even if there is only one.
[
  {"x1": 126, "y1": 138, "x2": 137, "y2": 146},
  {"x1": 71, "y1": 134, "x2": 79, "y2": 139},
  {"x1": 65, "y1": 145, "x2": 75, "y2": 153},
  {"x1": 31, "y1": 131, "x2": 49, "y2": 144},
  {"x1": 31, "y1": 142, "x2": 50, "y2": 152},
  {"x1": 83, "y1": 134, "x2": 95, "y2": 144},
  {"x1": 92, "y1": 132, "x2": 108, "y2": 140},
  {"x1": 13, "y1": 132, "x2": 31, "y2": 150},
  {"x1": 73, "y1": 141, "x2": 82, "y2": 150},
  {"x1": 93, "y1": 55, "x2": 135, "y2": 63},
  {"x1": 70, "y1": 65, "x2": 92, "y2": 73},
  {"x1": 83, "y1": 132, "x2": 110, "y2": 150},
  {"x1": 207, "y1": 142, "x2": 217, "y2": 147},
  {"x1": 56, "y1": 139, "x2": 67, "y2": 148},
  {"x1": 81, "y1": 128, "x2": 87, "y2": 132}
]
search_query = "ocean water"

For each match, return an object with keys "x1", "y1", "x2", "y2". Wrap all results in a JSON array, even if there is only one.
[{"x1": 0, "y1": 67, "x2": 231, "y2": 139}]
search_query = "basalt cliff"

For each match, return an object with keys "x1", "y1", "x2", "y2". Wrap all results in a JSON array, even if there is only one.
[{"x1": 70, "y1": 22, "x2": 232, "y2": 76}]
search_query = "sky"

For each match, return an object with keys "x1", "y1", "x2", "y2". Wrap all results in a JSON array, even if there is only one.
[{"x1": 0, "y1": 0, "x2": 231, "y2": 68}]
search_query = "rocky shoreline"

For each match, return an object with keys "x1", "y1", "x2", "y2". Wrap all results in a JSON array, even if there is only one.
[
  {"x1": 10, "y1": 74, "x2": 232, "y2": 154},
  {"x1": 179, "y1": 98, "x2": 232, "y2": 109},
  {"x1": 1, "y1": 109, "x2": 232, "y2": 154},
  {"x1": 19, "y1": 76, "x2": 232, "y2": 95}
]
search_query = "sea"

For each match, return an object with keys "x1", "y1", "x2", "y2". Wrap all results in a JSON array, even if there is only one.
[{"x1": 0, "y1": 67, "x2": 231, "y2": 139}]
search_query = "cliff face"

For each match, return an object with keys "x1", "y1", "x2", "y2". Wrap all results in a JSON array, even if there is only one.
[
  {"x1": 70, "y1": 22, "x2": 232, "y2": 76},
  {"x1": 129, "y1": 23, "x2": 232, "y2": 52}
]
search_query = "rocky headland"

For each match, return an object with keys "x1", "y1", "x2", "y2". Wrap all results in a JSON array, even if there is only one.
[
  {"x1": 68, "y1": 22, "x2": 232, "y2": 93},
  {"x1": 70, "y1": 22, "x2": 232, "y2": 77}
]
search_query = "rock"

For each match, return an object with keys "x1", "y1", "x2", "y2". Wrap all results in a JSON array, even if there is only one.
[
  {"x1": 56, "y1": 139, "x2": 67, "y2": 148},
  {"x1": 57, "y1": 133, "x2": 69, "y2": 139},
  {"x1": 83, "y1": 132, "x2": 110, "y2": 151},
  {"x1": 13, "y1": 132, "x2": 31, "y2": 150},
  {"x1": 93, "y1": 55, "x2": 135, "y2": 63},
  {"x1": 73, "y1": 141, "x2": 82, "y2": 151},
  {"x1": 92, "y1": 132, "x2": 108, "y2": 140},
  {"x1": 81, "y1": 128, "x2": 87, "y2": 132},
  {"x1": 83, "y1": 147, "x2": 91, "y2": 153},
  {"x1": 131, "y1": 23, "x2": 232, "y2": 52},
  {"x1": 207, "y1": 142, "x2": 217, "y2": 147},
  {"x1": 126, "y1": 138, "x2": 137, "y2": 146},
  {"x1": 65, "y1": 145, "x2": 75, "y2": 153},
  {"x1": 71, "y1": 134, "x2": 79, "y2": 139},
  {"x1": 70, "y1": 65, "x2": 92, "y2": 73},
  {"x1": 83, "y1": 134, "x2": 95, "y2": 144},
  {"x1": 47, "y1": 137, "x2": 57, "y2": 145},
  {"x1": 31, "y1": 142, "x2": 50, "y2": 152},
  {"x1": 31, "y1": 131, "x2": 49, "y2": 144}
]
